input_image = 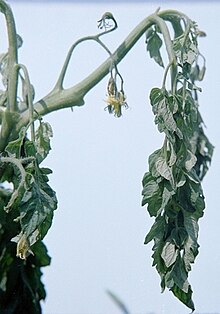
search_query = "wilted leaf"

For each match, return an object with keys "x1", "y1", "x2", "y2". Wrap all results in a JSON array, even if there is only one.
[
  {"x1": 149, "y1": 87, "x2": 164, "y2": 106},
  {"x1": 172, "y1": 283, "x2": 195, "y2": 311},
  {"x1": 155, "y1": 157, "x2": 174, "y2": 186},
  {"x1": 144, "y1": 215, "x2": 165, "y2": 245},
  {"x1": 185, "y1": 150, "x2": 197, "y2": 171},
  {"x1": 171, "y1": 227, "x2": 188, "y2": 248},
  {"x1": 168, "y1": 142, "x2": 176, "y2": 167},
  {"x1": 183, "y1": 236, "x2": 197, "y2": 271},
  {"x1": 183, "y1": 43, "x2": 198, "y2": 65},
  {"x1": 184, "y1": 215, "x2": 199, "y2": 242},
  {"x1": 35, "y1": 121, "x2": 53, "y2": 163},
  {"x1": 5, "y1": 127, "x2": 26, "y2": 158},
  {"x1": 148, "y1": 148, "x2": 163, "y2": 178},
  {"x1": 146, "y1": 30, "x2": 164, "y2": 67},
  {"x1": 142, "y1": 173, "x2": 160, "y2": 201},
  {"x1": 19, "y1": 166, "x2": 57, "y2": 246},
  {"x1": 161, "y1": 241, "x2": 178, "y2": 268},
  {"x1": 160, "y1": 186, "x2": 174, "y2": 211}
]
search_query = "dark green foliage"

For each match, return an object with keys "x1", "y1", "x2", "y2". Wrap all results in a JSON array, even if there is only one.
[
  {"x1": 0, "y1": 121, "x2": 56, "y2": 312},
  {"x1": 146, "y1": 27, "x2": 164, "y2": 67},
  {"x1": 0, "y1": 186, "x2": 51, "y2": 314},
  {"x1": 143, "y1": 16, "x2": 213, "y2": 311},
  {"x1": 0, "y1": 2, "x2": 213, "y2": 313}
]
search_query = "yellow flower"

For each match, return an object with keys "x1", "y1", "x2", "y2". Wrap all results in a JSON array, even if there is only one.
[{"x1": 105, "y1": 91, "x2": 128, "y2": 117}]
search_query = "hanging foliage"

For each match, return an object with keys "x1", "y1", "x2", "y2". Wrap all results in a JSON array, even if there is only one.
[{"x1": 0, "y1": 1, "x2": 213, "y2": 312}]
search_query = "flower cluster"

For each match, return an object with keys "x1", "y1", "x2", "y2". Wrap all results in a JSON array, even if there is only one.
[{"x1": 105, "y1": 77, "x2": 128, "y2": 117}]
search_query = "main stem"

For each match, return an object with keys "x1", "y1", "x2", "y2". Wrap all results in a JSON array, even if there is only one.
[
  {"x1": 0, "y1": 7, "x2": 188, "y2": 151},
  {"x1": 0, "y1": 0, "x2": 18, "y2": 112},
  {"x1": 14, "y1": 11, "x2": 179, "y2": 134},
  {"x1": 0, "y1": 0, "x2": 19, "y2": 151}
]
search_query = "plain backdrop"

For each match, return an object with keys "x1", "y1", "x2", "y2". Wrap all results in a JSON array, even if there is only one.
[{"x1": 2, "y1": 1, "x2": 220, "y2": 314}]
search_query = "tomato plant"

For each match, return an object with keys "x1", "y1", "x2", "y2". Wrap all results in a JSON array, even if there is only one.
[{"x1": 0, "y1": 1, "x2": 213, "y2": 313}]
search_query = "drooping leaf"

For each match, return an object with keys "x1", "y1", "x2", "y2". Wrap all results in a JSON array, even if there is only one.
[
  {"x1": 172, "y1": 284, "x2": 195, "y2": 311},
  {"x1": 144, "y1": 215, "x2": 165, "y2": 245},
  {"x1": 150, "y1": 89, "x2": 183, "y2": 140},
  {"x1": 35, "y1": 121, "x2": 53, "y2": 163},
  {"x1": 168, "y1": 142, "x2": 177, "y2": 167},
  {"x1": 146, "y1": 29, "x2": 164, "y2": 67},
  {"x1": 142, "y1": 172, "x2": 160, "y2": 203},
  {"x1": 183, "y1": 43, "x2": 198, "y2": 65},
  {"x1": 183, "y1": 236, "x2": 197, "y2": 272},
  {"x1": 161, "y1": 241, "x2": 178, "y2": 268},
  {"x1": 160, "y1": 186, "x2": 174, "y2": 212},
  {"x1": 5, "y1": 127, "x2": 26, "y2": 158},
  {"x1": 155, "y1": 157, "x2": 174, "y2": 186},
  {"x1": 184, "y1": 215, "x2": 199, "y2": 242},
  {"x1": 171, "y1": 227, "x2": 188, "y2": 248},
  {"x1": 148, "y1": 148, "x2": 163, "y2": 178},
  {"x1": 185, "y1": 150, "x2": 197, "y2": 172},
  {"x1": 19, "y1": 165, "x2": 57, "y2": 246}
]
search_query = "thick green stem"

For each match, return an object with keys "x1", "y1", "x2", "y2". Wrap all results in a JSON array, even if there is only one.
[
  {"x1": 16, "y1": 64, "x2": 35, "y2": 142},
  {"x1": 0, "y1": 1, "x2": 19, "y2": 151},
  {"x1": 0, "y1": 0, "x2": 18, "y2": 111},
  {"x1": 4, "y1": 9, "x2": 187, "y2": 148},
  {"x1": 149, "y1": 14, "x2": 177, "y2": 93}
]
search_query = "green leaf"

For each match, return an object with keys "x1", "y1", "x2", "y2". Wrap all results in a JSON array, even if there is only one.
[
  {"x1": 144, "y1": 215, "x2": 165, "y2": 245},
  {"x1": 161, "y1": 241, "x2": 178, "y2": 268},
  {"x1": 184, "y1": 215, "x2": 199, "y2": 242},
  {"x1": 13, "y1": 164, "x2": 57, "y2": 256},
  {"x1": 168, "y1": 142, "x2": 176, "y2": 167},
  {"x1": 183, "y1": 43, "x2": 198, "y2": 65},
  {"x1": 147, "y1": 196, "x2": 163, "y2": 217},
  {"x1": 149, "y1": 87, "x2": 164, "y2": 106},
  {"x1": 32, "y1": 241, "x2": 51, "y2": 267},
  {"x1": 35, "y1": 121, "x2": 53, "y2": 163},
  {"x1": 142, "y1": 173, "x2": 160, "y2": 202},
  {"x1": 5, "y1": 127, "x2": 26, "y2": 158},
  {"x1": 142, "y1": 172, "x2": 163, "y2": 216},
  {"x1": 161, "y1": 186, "x2": 174, "y2": 212},
  {"x1": 146, "y1": 30, "x2": 164, "y2": 67},
  {"x1": 183, "y1": 236, "x2": 197, "y2": 271},
  {"x1": 148, "y1": 148, "x2": 163, "y2": 178},
  {"x1": 172, "y1": 284, "x2": 195, "y2": 311},
  {"x1": 171, "y1": 227, "x2": 187, "y2": 248},
  {"x1": 150, "y1": 91, "x2": 183, "y2": 140},
  {"x1": 155, "y1": 157, "x2": 174, "y2": 186},
  {"x1": 24, "y1": 140, "x2": 37, "y2": 157},
  {"x1": 185, "y1": 150, "x2": 197, "y2": 172},
  {"x1": 166, "y1": 255, "x2": 190, "y2": 294}
]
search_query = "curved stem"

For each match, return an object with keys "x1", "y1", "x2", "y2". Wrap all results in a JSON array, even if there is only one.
[
  {"x1": 0, "y1": 1, "x2": 19, "y2": 152},
  {"x1": 12, "y1": 10, "x2": 188, "y2": 140},
  {"x1": 150, "y1": 13, "x2": 177, "y2": 93},
  {"x1": 54, "y1": 16, "x2": 117, "y2": 91},
  {"x1": 54, "y1": 35, "x2": 97, "y2": 90},
  {"x1": 16, "y1": 64, "x2": 35, "y2": 141},
  {"x1": 0, "y1": 0, "x2": 18, "y2": 112},
  {"x1": 162, "y1": 61, "x2": 173, "y2": 90}
]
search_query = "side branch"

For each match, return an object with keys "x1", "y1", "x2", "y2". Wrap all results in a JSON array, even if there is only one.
[{"x1": 15, "y1": 10, "x2": 182, "y2": 133}]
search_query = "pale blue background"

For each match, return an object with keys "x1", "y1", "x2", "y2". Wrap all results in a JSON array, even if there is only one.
[{"x1": 3, "y1": 1, "x2": 220, "y2": 313}]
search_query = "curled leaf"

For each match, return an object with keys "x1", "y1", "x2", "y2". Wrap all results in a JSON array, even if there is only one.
[{"x1": 11, "y1": 233, "x2": 33, "y2": 260}]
